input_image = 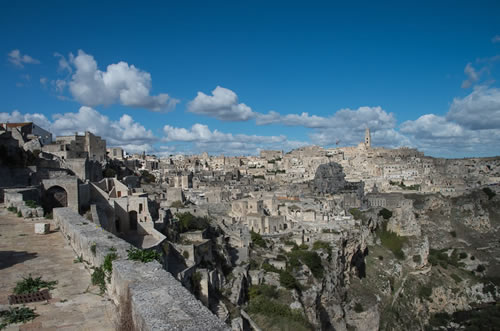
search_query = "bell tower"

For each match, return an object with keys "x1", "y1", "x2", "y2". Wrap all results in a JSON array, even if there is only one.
[{"x1": 365, "y1": 128, "x2": 371, "y2": 147}]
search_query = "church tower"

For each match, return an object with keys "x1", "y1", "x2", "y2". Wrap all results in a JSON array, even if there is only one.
[{"x1": 365, "y1": 128, "x2": 371, "y2": 147}]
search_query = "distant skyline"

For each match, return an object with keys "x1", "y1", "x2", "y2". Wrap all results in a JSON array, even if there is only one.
[{"x1": 1, "y1": 1, "x2": 500, "y2": 157}]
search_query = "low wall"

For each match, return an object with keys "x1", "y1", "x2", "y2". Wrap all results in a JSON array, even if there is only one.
[{"x1": 53, "y1": 207, "x2": 229, "y2": 331}]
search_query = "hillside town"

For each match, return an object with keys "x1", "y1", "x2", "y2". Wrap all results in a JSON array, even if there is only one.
[{"x1": 1, "y1": 121, "x2": 499, "y2": 330}]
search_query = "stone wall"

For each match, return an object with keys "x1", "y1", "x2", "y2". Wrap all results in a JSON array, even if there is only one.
[{"x1": 53, "y1": 207, "x2": 229, "y2": 331}]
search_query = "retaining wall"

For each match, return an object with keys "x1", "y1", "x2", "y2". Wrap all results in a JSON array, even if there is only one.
[{"x1": 53, "y1": 207, "x2": 229, "y2": 331}]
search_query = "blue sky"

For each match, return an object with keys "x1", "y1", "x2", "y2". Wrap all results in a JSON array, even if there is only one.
[{"x1": 1, "y1": 1, "x2": 500, "y2": 157}]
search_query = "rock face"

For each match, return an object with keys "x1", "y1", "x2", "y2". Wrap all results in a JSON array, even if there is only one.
[
  {"x1": 313, "y1": 162, "x2": 364, "y2": 195},
  {"x1": 228, "y1": 267, "x2": 248, "y2": 305},
  {"x1": 387, "y1": 200, "x2": 421, "y2": 236}
]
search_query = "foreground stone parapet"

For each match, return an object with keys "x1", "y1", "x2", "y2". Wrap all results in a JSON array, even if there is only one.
[
  {"x1": 53, "y1": 207, "x2": 229, "y2": 331},
  {"x1": 112, "y1": 260, "x2": 229, "y2": 331}
]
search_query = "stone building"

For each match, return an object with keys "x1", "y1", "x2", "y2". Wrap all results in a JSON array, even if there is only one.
[
  {"x1": 107, "y1": 147, "x2": 124, "y2": 160},
  {"x1": 1, "y1": 122, "x2": 53, "y2": 146},
  {"x1": 43, "y1": 131, "x2": 106, "y2": 162}
]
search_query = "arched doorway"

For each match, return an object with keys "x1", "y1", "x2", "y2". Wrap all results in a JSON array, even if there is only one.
[
  {"x1": 43, "y1": 186, "x2": 68, "y2": 213},
  {"x1": 129, "y1": 211, "x2": 138, "y2": 231}
]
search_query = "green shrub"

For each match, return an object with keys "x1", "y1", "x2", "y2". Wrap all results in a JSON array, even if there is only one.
[
  {"x1": 176, "y1": 212, "x2": 210, "y2": 233},
  {"x1": 378, "y1": 208, "x2": 393, "y2": 220},
  {"x1": 0, "y1": 306, "x2": 38, "y2": 328},
  {"x1": 419, "y1": 285, "x2": 433, "y2": 300},
  {"x1": 140, "y1": 170, "x2": 156, "y2": 183},
  {"x1": 482, "y1": 187, "x2": 496, "y2": 200},
  {"x1": 349, "y1": 208, "x2": 363, "y2": 220},
  {"x1": 90, "y1": 243, "x2": 97, "y2": 256},
  {"x1": 262, "y1": 262, "x2": 280, "y2": 273},
  {"x1": 14, "y1": 274, "x2": 57, "y2": 294},
  {"x1": 312, "y1": 241, "x2": 331, "y2": 257},
  {"x1": 287, "y1": 250, "x2": 323, "y2": 278},
  {"x1": 73, "y1": 255, "x2": 84, "y2": 263},
  {"x1": 44, "y1": 212, "x2": 53, "y2": 219},
  {"x1": 279, "y1": 270, "x2": 300, "y2": 290},
  {"x1": 7, "y1": 206, "x2": 17, "y2": 213},
  {"x1": 91, "y1": 267, "x2": 106, "y2": 294},
  {"x1": 248, "y1": 284, "x2": 278, "y2": 300},
  {"x1": 251, "y1": 231, "x2": 267, "y2": 248},
  {"x1": 17, "y1": 211, "x2": 22, "y2": 217},
  {"x1": 459, "y1": 252, "x2": 468, "y2": 259},
  {"x1": 25, "y1": 200, "x2": 39, "y2": 208},
  {"x1": 428, "y1": 248, "x2": 464, "y2": 269},
  {"x1": 247, "y1": 295, "x2": 311, "y2": 329},
  {"x1": 376, "y1": 221, "x2": 407, "y2": 260},
  {"x1": 451, "y1": 274, "x2": 462, "y2": 283},
  {"x1": 103, "y1": 252, "x2": 118, "y2": 281},
  {"x1": 183, "y1": 251, "x2": 189, "y2": 259},
  {"x1": 127, "y1": 247, "x2": 162, "y2": 263},
  {"x1": 249, "y1": 259, "x2": 259, "y2": 270}
]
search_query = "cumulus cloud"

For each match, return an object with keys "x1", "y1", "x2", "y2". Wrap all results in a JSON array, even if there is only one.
[
  {"x1": 255, "y1": 106, "x2": 402, "y2": 148},
  {"x1": 257, "y1": 106, "x2": 396, "y2": 130},
  {"x1": 8, "y1": 50, "x2": 40, "y2": 68},
  {"x1": 55, "y1": 50, "x2": 178, "y2": 112},
  {"x1": 400, "y1": 86, "x2": 500, "y2": 156},
  {"x1": 163, "y1": 123, "x2": 306, "y2": 155},
  {"x1": 187, "y1": 86, "x2": 256, "y2": 121},
  {"x1": 0, "y1": 110, "x2": 52, "y2": 129},
  {"x1": 401, "y1": 114, "x2": 466, "y2": 139},
  {"x1": 447, "y1": 86, "x2": 500, "y2": 130},
  {"x1": 0, "y1": 107, "x2": 158, "y2": 154}
]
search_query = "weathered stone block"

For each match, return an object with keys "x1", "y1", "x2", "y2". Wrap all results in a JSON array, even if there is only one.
[
  {"x1": 21, "y1": 207, "x2": 32, "y2": 218},
  {"x1": 36, "y1": 207, "x2": 44, "y2": 217},
  {"x1": 35, "y1": 223, "x2": 50, "y2": 234}
]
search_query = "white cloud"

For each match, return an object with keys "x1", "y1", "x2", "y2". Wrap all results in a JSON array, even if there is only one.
[
  {"x1": 163, "y1": 123, "x2": 305, "y2": 155},
  {"x1": 401, "y1": 114, "x2": 466, "y2": 138},
  {"x1": 52, "y1": 79, "x2": 67, "y2": 93},
  {"x1": 400, "y1": 86, "x2": 500, "y2": 157},
  {"x1": 447, "y1": 86, "x2": 500, "y2": 130},
  {"x1": 8, "y1": 50, "x2": 40, "y2": 68},
  {"x1": 256, "y1": 106, "x2": 396, "y2": 130},
  {"x1": 40, "y1": 77, "x2": 48, "y2": 86},
  {"x1": 187, "y1": 86, "x2": 256, "y2": 121},
  {"x1": 492, "y1": 35, "x2": 500, "y2": 44},
  {"x1": 400, "y1": 114, "x2": 500, "y2": 157},
  {"x1": 55, "y1": 50, "x2": 178, "y2": 112},
  {"x1": 51, "y1": 107, "x2": 157, "y2": 152},
  {"x1": 256, "y1": 106, "x2": 402, "y2": 148},
  {"x1": 461, "y1": 63, "x2": 479, "y2": 88},
  {"x1": 54, "y1": 52, "x2": 72, "y2": 73},
  {"x1": 0, "y1": 110, "x2": 52, "y2": 129}
]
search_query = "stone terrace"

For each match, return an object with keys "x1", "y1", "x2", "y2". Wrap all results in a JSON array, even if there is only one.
[{"x1": 0, "y1": 205, "x2": 115, "y2": 331}]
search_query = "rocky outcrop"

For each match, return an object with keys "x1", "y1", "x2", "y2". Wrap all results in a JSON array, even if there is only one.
[{"x1": 313, "y1": 162, "x2": 364, "y2": 196}]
